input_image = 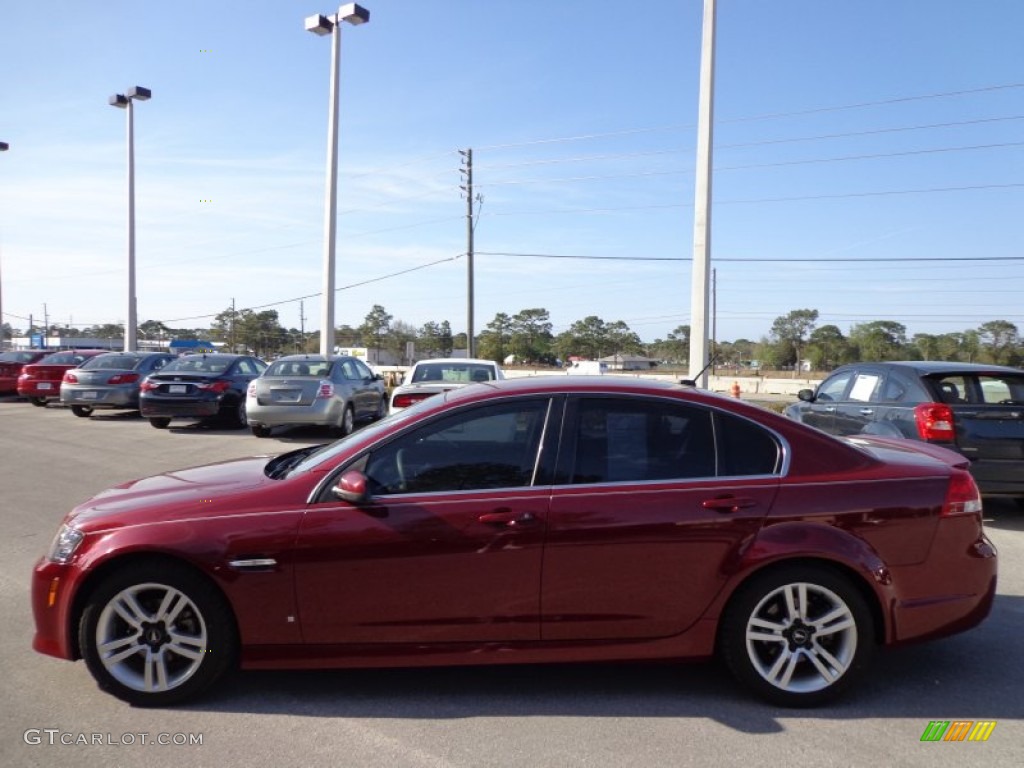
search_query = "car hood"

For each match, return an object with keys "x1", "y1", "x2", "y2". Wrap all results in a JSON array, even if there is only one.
[{"x1": 68, "y1": 455, "x2": 281, "y2": 531}]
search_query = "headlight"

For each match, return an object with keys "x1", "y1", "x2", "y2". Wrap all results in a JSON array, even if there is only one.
[{"x1": 47, "y1": 524, "x2": 84, "y2": 564}]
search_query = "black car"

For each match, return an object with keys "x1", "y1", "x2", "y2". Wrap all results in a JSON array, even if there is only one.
[
  {"x1": 139, "y1": 353, "x2": 267, "y2": 429},
  {"x1": 784, "y1": 361, "x2": 1024, "y2": 500}
]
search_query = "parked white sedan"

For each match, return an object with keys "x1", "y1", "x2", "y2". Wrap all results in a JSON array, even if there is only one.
[{"x1": 389, "y1": 358, "x2": 503, "y2": 413}]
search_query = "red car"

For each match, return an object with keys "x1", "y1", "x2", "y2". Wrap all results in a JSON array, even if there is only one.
[
  {"x1": 31, "y1": 377, "x2": 997, "y2": 707},
  {"x1": 17, "y1": 349, "x2": 109, "y2": 406},
  {"x1": 0, "y1": 350, "x2": 50, "y2": 395}
]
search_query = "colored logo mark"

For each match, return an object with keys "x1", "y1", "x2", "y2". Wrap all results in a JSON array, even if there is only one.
[{"x1": 920, "y1": 720, "x2": 996, "y2": 742}]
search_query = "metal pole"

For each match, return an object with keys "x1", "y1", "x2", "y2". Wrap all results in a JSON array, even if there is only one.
[
  {"x1": 465, "y1": 148, "x2": 475, "y2": 357},
  {"x1": 126, "y1": 99, "x2": 137, "y2": 352},
  {"x1": 1, "y1": 142, "x2": 7, "y2": 350},
  {"x1": 688, "y1": 0, "x2": 716, "y2": 386},
  {"x1": 319, "y1": 14, "x2": 342, "y2": 357}
]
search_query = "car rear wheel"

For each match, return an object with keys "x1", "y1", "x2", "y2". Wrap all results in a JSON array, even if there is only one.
[
  {"x1": 149, "y1": 417, "x2": 171, "y2": 429},
  {"x1": 79, "y1": 562, "x2": 236, "y2": 707},
  {"x1": 71, "y1": 405, "x2": 94, "y2": 418},
  {"x1": 720, "y1": 565, "x2": 874, "y2": 707},
  {"x1": 336, "y1": 404, "x2": 355, "y2": 437},
  {"x1": 251, "y1": 425, "x2": 271, "y2": 438},
  {"x1": 30, "y1": 397, "x2": 48, "y2": 407},
  {"x1": 374, "y1": 396, "x2": 388, "y2": 420}
]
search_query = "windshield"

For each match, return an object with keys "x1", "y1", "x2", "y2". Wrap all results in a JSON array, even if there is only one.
[{"x1": 281, "y1": 397, "x2": 439, "y2": 478}]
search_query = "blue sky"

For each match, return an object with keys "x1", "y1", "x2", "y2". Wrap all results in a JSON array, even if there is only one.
[{"x1": 1, "y1": 0, "x2": 1022, "y2": 344}]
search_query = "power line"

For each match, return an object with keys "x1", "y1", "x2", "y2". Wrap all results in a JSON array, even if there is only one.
[{"x1": 476, "y1": 251, "x2": 1024, "y2": 263}]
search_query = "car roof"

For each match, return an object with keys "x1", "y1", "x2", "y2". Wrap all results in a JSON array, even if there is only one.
[
  {"x1": 274, "y1": 354, "x2": 351, "y2": 363},
  {"x1": 834, "y1": 361, "x2": 1024, "y2": 376},
  {"x1": 412, "y1": 358, "x2": 497, "y2": 366}
]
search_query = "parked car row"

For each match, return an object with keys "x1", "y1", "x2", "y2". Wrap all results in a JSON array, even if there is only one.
[{"x1": 6, "y1": 351, "x2": 389, "y2": 438}]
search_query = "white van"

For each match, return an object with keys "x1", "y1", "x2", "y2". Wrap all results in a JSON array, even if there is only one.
[{"x1": 567, "y1": 360, "x2": 608, "y2": 375}]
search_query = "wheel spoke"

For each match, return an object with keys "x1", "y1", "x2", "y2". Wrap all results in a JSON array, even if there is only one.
[
  {"x1": 747, "y1": 628, "x2": 786, "y2": 644},
  {"x1": 100, "y1": 635, "x2": 145, "y2": 663},
  {"x1": 166, "y1": 632, "x2": 207, "y2": 661},
  {"x1": 813, "y1": 606, "x2": 855, "y2": 636},
  {"x1": 766, "y1": 648, "x2": 800, "y2": 688},
  {"x1": 806, "y1": 642, "x2": 844, "y2": 682},
  {"x1": 155, "y1": 590, "x2": 189, "y2": 625},
  {"x1": 143, "y1": 649, "x2": 169, "y2": 692},
  {"x1": 749, "y1": 616, "x2": 787, "y2": 633},
  {"x1": 112, "y1": 592, "x2": 150, "y2": 628}
]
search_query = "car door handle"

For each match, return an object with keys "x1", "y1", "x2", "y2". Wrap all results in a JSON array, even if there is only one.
[
  {"x1": 478, "y1": 510, "x2": 537, "y2": 527},
  {"x1": 701, "y1": 496, "x2": 758, "y2": 514}
]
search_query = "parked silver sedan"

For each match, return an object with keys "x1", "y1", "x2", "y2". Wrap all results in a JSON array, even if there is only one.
[
  {"x1": 245, "y1": 354, "x2": 387, "y2": 437},
  {"x1": 60, "y1": 351, "x2": 175, "y2": 418}
]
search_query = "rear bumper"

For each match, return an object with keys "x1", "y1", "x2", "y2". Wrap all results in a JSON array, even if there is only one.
[
  {"x1": 889, "y1": 523, "x2": 997, "y2": 644},
  {"x1": 139, "y1": 395, "x2": 222, "y2": 418},
  {"x1": 246, "y1": 398, "x2": 340, "y2": 428},
  {"x1": 60, "y1": 385, "x2": 138, "y2": 409},
  {"x1": 18, "y1": 382, "x2": 60, "y2": 399}
]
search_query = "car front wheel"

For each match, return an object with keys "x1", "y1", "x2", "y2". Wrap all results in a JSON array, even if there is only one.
[
  {"x1": 720, "y1": 565, "x2": 874, "y2": 707},
  {"x1": 78, "y1": 562, "x2": 237, "y2": 706}
]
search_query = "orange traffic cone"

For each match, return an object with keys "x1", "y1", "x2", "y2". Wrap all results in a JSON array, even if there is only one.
[{"x1": 730, "y1": 381, "x2": 741, "y2": 398}]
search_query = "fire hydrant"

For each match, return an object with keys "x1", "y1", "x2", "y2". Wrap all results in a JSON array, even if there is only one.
[{"x1": 730, "y1": 381, "x2": 741, "y2": 399}]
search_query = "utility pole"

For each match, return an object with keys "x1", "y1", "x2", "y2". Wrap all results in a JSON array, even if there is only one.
[
  {"x1": 688, "y1": 0, "x2": 717, "y2": 386},
  {"x1": 299, "y1": 300, "x2": 306, "y2": 351},
  {"x1": 43, "y1": 303, "x2": 49, "y2": 346},
  {"x1": 230, "y1": 297, "x2": 236, "y2": 353},
  {"x1": 459, "y1": 148, "x2": 476, "y2": 358},
  {"x1": 711, "y1": 268, "x2": 717, "y2": 376}
]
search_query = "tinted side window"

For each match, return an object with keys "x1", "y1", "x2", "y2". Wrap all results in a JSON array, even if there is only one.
[
  {"x1": 353, "y1": 360, "x2": 374, "y2": 379},
  {"x1": 715, "y1": 411, "x2": 781, "y2": 476},
  {"x1": 568, "y1": 398, "x2": 716, "y2": 484},
  {"x1": 816, "y1": 372, "x2": 854, "y2": 402},
  {"x1": 364, "y1": 399, "x2": 549, "y2": 495}
]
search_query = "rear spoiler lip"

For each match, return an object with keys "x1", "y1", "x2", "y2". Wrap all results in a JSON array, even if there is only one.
[{"x1": 841, "y1": 434, "x2": 971, "y2": 470}]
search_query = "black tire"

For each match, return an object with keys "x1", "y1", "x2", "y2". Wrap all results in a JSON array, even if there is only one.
[
  {"x1": 374, "y1": 396, "x2": 388, "y2": 421},
  {"x1": 30, "y1": 397, "x2": 48, "y2": 407},
  {"x1": 149, "y1": 417, "x2": 171, "y2": 429},
  {"x1": 78, "y1": 561, "x2": 237, "y2": 707},
  {"x1": 719, "y1": 565, "x2": 875, "y2": 707},
  {"x1": 71, "y1": 405, "x2": 94, "y2": 418},
  {"x1": 218, "y1": 397, "x2": 247, "y2": 429},
  {"x1": 336, "y1": 404, "x2": 355, "y2": 437},
  {"x1": 251, "y1": 425, "x2": 271, "y2": 438}
]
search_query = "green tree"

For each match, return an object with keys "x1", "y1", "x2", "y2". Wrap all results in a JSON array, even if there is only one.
[
  {"x1": 510, "y1": 308, "x2": 553, "y2": 363},
  {"x1": 849, "y1": 320, "x2": 907, "y2": 362},
  {"x1": 977, "y1": 320, "x2": 1019, "y2": 365},
  {"x1": 769, "y1": 309, "x2": 819, "y2": 368},
  {"x1": 807, "y1": 324, "x2": 846, "y2": 370},
  {"x1": 360, "y1": 305, "x2": 393, "y2": 362},
  {"x1": 438, "y1": 321, "x2": 454, "y2": 357},
  {"x1": 478, "y1": 312, "x2": 514, "y2": 363}
]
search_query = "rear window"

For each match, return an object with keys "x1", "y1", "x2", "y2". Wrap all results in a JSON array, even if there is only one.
[
  {"x1": 411, "y1": 363, "x2": 495, "y2": 384},
  {"x1": 161, "y1": 356, "x2": 234, "y2": 375},
  {"x1": 931, "y1": 373, "x2": 1024, "y2": 405},
  {"x1": 40, "y1": 351, "x2": 93, "y2": 365},
  {"x1": 0, "y1": 351, "x2": 41, "y2": 363},
  {"x1": 266, "y1": 360, "x2": 330, "y2": 377},
  {"x1": 82, "y1": 355, "x2": 141, "y2": 370}
]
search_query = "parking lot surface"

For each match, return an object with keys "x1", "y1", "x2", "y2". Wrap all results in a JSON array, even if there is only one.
[{"x1": 1, "y1": 399, "x2": 1021, "y2": 767}]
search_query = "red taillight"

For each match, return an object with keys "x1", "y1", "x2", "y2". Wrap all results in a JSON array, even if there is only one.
[
  {"x1": 63, "y1": 372, "x2": 78, "y2": 384},
  {"x1": 107, "y1": 373, "x2": 139, "y2": 385},
  {"x1": 316, "y1": 380, "x2": 334, "y2": 399},
  {"x1": 140, "y1": 379, "x2": 158, "y2": 392},
  {"x1": 393, "y1": 393, "x2": 432, "y2": 409},
  {"x1": 197, "y1": 380, "x2": 231, "y2": 393},
  {"x1": 943, "y1": 470, "x2": 983, "y2": 517},
  {"x1": 914, "y1": 402, "x2": 955, "y2": 442}
]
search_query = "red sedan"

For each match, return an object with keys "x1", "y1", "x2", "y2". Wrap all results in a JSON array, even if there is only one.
[
  {"x1": 17, "y1": 349, "x2": 109, "y2": 406},
  {"x1": 0, "y1": 350, "x2": 50, "y2": 395},
  {"x1": 31, "y1": 376, "x2": 997, "y2": 707}
]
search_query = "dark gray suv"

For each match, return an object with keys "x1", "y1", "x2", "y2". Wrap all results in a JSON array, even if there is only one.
[{"x1": 784, "y1": 361, "x2": 1024, "y2": 501}]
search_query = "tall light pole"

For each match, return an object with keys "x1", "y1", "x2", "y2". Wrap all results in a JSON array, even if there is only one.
[
  {"x1": 306, "y1": 3, "x2": 370, "y2": 357},
  {"x1": 109, "y1": 86, "x2": 151, "y2": 353},
  {"x1": 688, "y1": 0, "x2": 716, "y2": 386},
  {"x1": 0, "y1": 141, "x2": 7, "y2": 350}
]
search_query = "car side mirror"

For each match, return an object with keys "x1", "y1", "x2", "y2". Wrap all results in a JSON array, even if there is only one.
[
  {"x1": 373, "y1": 373, "x2": 384, "y2": 381},
  {"x1": 797, "y1": 389, "x2": 815, "y2": 402},
  {"x1": 331, "y1": 470, "x2": 369, "y2": 504}
]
